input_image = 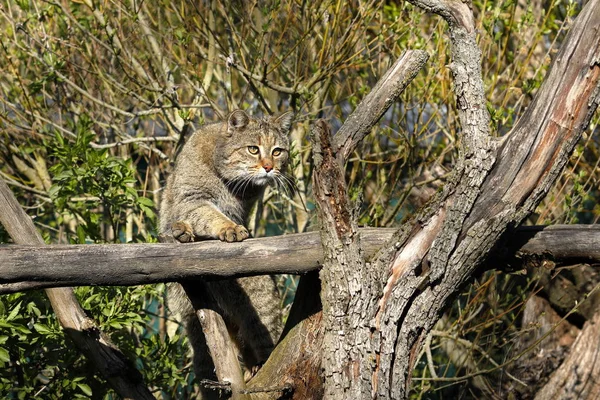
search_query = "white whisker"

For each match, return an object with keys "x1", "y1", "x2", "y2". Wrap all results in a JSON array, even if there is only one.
[{"x1": 275, "y1": 172, "x2": 297, "y2": 196}]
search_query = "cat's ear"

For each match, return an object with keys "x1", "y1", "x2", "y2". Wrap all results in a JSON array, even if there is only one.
[
  {"x1": 227, "y1": 110, "x2": 250, "y2": 135},
  {"x1": 274, "y1": 111, "x2": 293, "y2": 133}
]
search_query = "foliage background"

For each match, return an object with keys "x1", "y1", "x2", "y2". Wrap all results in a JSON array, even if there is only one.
[{"x1": 0, "y1": 0, "x2": 598, "y2": 398}]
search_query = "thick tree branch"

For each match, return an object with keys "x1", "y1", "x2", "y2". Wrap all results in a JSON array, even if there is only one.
[
  {"x1": 372, "y1": 1, "x2": 497, "y2": 396},
  {"x1": 409, "y1": 0, "x2": 489, "y2": 151},
  {"x1": 502, "y1": 225, "x2": 600, "y2": 265},
  {"x1": 246, "y1": 271, "x2": 323, "y2": 400},
  {"x1": 0, "y1": 229, "x2": 393, "y2": 293},
  {"x1": 196, "y1": 308, "x2": 248, "y2": 400},
  {"x1": 310, "y1": 120, "x2": 372, "y2": 399},
  {"x1": 0, "y1": 180, "x2": 154, "y2": 399},
  {"x1": 310, "y1": 47, "x2": 430, "y2": 400}
]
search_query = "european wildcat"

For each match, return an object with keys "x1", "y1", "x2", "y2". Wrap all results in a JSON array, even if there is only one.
[{"x1": 159, "y1": 109, "x2": 292, "y2": 384}]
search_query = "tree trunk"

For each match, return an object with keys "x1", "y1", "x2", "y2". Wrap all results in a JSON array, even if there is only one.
[
  {"x1": 246, "y1": 271, "x2": 324, "y2": 400},
  {"x1": 310, "y1": 0, "x2": 600, "y2": 398}
]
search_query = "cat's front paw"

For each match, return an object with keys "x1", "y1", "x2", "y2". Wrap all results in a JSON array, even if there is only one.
[
  {"x1": 171, "y1": 221, "x2": 195, "y2": 243},
  {"x1": 218, "y1": 223, "x2": 249, "y2": 242},
  {"x1": 243, "y1": 362, "x2": 265, "y2": 382}
]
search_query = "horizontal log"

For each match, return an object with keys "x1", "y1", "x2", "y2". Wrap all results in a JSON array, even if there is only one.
[
  {"x1": 510, "y1": 224, "x2": 600, "y2": 261},
  {"x1": 0, "y1": 225, "x2": 598, "y2": 294},
  {"x1": 0, "y1": 229, "x2": 395, "y2": 293}
]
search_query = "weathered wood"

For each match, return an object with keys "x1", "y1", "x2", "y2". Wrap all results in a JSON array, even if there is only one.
[
  {"x1": 247, "y1": 310, "x2": 323, "y2": 400},
  {"x1": 509, "y1": 225, "x2": 600, "y2": 262},
  {"x1": 364, "y1": 1, "x2": 499, "y2": 396},
  {"x1": 246, "y1": 271, "x2": 323, "y2": 400},
  {"x1": 534, "y1": 310, "x2": 600, "y2": 400},
  {"x1": 310, "y1": 120, "x2": 373, "y2": 399},
  {"x1": 371, "y1": 0, "x2": 600, "y2": 398},
  {"x1": 0, "y1": 180, "x2": 154, "y2": 399},
  {"x1": 1, "y1": 226, "x2": 599, "y2": 293},
  {"x1": 0, "y1": 229, "x2": 394, "y2": 293},
  {"x1": 161, "y1": 233, "x2": 248, "y2": 400},
  {"x1": 197, "y1": 308, "x2": 248, "y2": 400}
]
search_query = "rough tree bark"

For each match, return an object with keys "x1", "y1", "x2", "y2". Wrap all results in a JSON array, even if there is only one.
[
  {"x1": 196, "y1": 308, "x2": 248, "y2": 400},
  {"x1": 533, "y1": 308, "x2": 600, "y2": 400},
  {"x1": 245, "y1": 271, "x2": 323, "y2": 399},
  {"x1": 0, "y1": 228, "x2": 395, "y2": 293},
  {"x1": 310, "y1": 0, "x2": 600, "y2": 399}
]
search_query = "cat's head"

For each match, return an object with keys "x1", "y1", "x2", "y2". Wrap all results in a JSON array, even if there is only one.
[{"x1": 215, "y1": 109, "x2": 293, "y2": 193}]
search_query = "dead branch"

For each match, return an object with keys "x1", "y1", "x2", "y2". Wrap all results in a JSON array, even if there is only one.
[
  {"x1": 0, "y1": 228, "x2": 393, "y2": 293},
  {"x1": 332, "y1": 50, "x2": 429, "y2": 161}
]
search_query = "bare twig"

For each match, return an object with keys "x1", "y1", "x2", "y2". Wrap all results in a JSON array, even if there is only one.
[{"x1": 91, "y1": 136, "x2": 178, "y2": 149}]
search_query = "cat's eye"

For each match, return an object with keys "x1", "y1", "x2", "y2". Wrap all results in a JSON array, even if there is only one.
[
  {"x1": 247, "y1": 146, "x2": 259, "y2": 155},
  {"x1": 272, "y1": 148, "x2": 283, "y2": 156}
]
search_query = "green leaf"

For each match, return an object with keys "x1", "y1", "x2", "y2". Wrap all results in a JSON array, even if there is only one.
[
  {"x1": 26, "y1": 301, "x2": 41, "y2": 317},
  {"x1": 7, "y1": 301, "x2": 22, "y2": 321},
  {"x1": 0, "y1": 347, "x2": 10, "y2": 363},
  {"x1": 77, "y1": 383, "x2": 92, "y2": 396},
  {"x1": 53, "y1": 170, "x2": 74, "y2": 181},
  {"x1": 139, "y1": 205, "x2": 155, "y2": 219},
  {"x1": 77, "y1": 225, "x2": 87, "y2": 245},
  {"x1": 33, "y1": 323, "x2": 52, "y2": 335},
  {"x1": 47, "y1": 184, "x2": 60, "y2": 199},
  {"x1": 137, "y1": 197, "x2": 154, "y2": 207},
  {"x1": 108, "y1": 321, "x2": 123, "y2": 329}
]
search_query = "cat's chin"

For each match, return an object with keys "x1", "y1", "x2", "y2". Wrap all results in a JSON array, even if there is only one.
[
  {"x1": 252, "y1": 176, "x2": 272, "y2": 186},
  {"x1": 251, "y1": 169, "x2": 278, "y2": 187}
]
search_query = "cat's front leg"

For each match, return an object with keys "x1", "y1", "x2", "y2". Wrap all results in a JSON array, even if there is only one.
[
  {"x1": 171, "y1": 218, "x2": 249, "y2": 243},
  {"x1": 172, "y1": 202, "x2": 249, "y2": 243}
]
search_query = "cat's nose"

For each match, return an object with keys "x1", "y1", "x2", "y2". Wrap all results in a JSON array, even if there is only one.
[{"x1": 263, "y1": 164, "x2": 273, "y2": 173}]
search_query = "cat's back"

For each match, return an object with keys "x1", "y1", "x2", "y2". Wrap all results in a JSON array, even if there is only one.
[
  {"x1": 177, "y1": 120, "x2": 226, "y2": 169},
  {"x1": 159, "y1": 120, "x2": 226, "y2": 233}
]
